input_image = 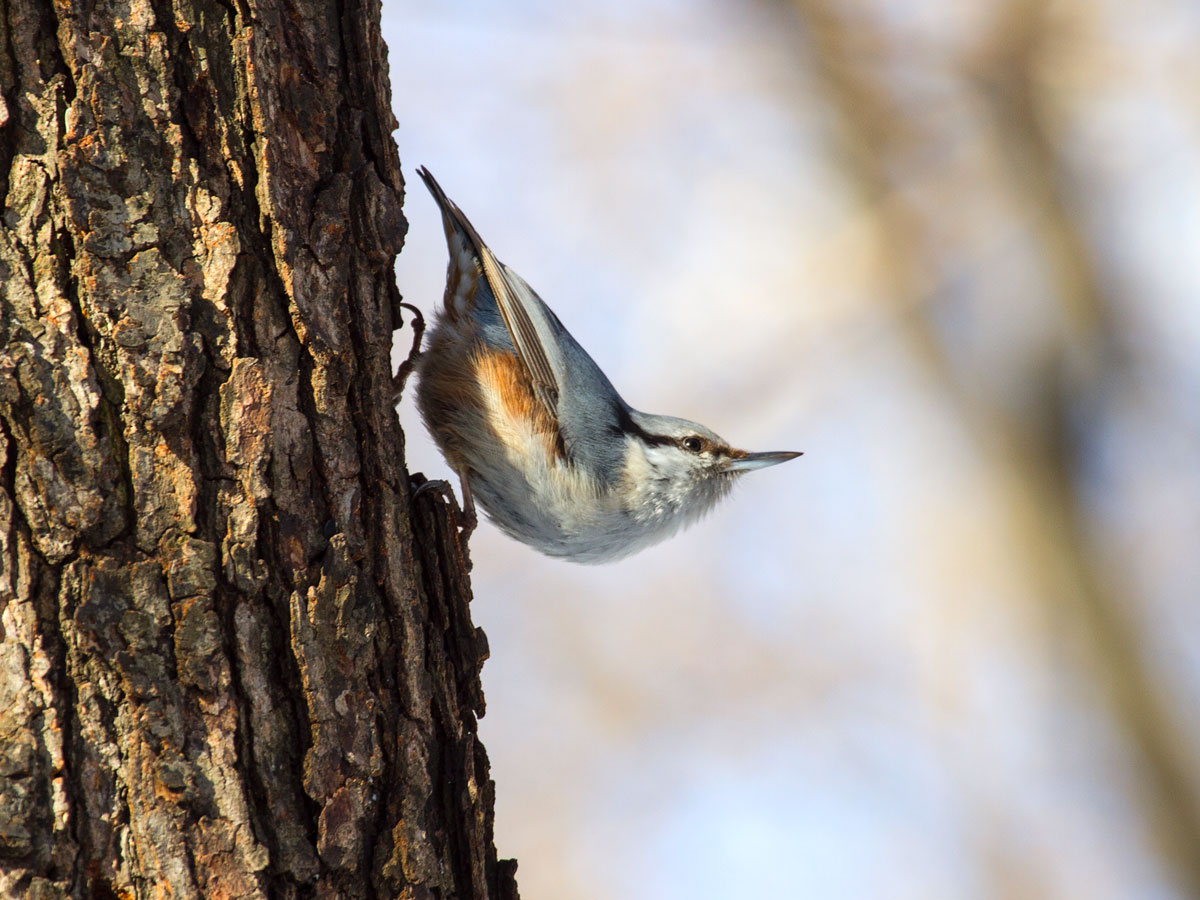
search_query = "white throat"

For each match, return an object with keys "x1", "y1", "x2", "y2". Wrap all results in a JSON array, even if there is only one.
[{"x1": 620, "y1": 439, "x2": 733, "y2": 533}]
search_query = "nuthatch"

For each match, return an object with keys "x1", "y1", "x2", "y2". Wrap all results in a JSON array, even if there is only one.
[{"x1": 406, "y1": 167, "x2": 800, "y2": 563}]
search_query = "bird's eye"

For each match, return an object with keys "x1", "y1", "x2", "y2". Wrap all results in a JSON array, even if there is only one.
[{"x1": 681, "y1": 436, "x2": 704, "y2": 453}]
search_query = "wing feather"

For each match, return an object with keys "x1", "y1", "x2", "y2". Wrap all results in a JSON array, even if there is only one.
[{"x1": 417, "y1": 166, "x2": 561, "y2": 425}]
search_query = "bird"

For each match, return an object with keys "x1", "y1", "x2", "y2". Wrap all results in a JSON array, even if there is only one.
[{"x1": 406, "y1": 166, "x2": 801, "y2": 563}]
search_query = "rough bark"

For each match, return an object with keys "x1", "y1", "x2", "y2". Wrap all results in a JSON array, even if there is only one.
[{"x1": 0, "y1": 0, "x2": 518, "y2": 896}]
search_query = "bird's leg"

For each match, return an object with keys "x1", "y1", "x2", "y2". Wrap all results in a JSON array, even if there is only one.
[
  {"x1": 392, "y1": 302, "x2": 426, "y2": 402},
  {"x1": 411, "y1": 470, "x2": 477, "y2": 538},
  {"x1": 457, "y1": 470, "x2": 478, "y2": 539}
]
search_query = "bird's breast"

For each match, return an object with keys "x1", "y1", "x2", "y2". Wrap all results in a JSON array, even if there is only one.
[{"x1": 417, "y1": 318, "x2": 696, "y2": 562}]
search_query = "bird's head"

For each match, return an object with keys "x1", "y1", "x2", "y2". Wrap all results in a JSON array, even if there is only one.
[{"x1": 620, "y1": 411, "x2": 801, "y2": 527}]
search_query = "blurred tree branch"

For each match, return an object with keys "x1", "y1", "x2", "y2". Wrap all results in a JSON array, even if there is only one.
[{"x1": 790, "y1": 0, "x2": 1200, "y2": 893}]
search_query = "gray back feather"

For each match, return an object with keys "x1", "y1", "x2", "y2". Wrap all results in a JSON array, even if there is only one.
[{"x1": 475, "y1": 266, "x2": 632, "y2": 484}]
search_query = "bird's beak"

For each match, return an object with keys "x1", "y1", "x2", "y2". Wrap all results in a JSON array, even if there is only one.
[{"x1": 725, "y1": 450, "x2": 803, "y2": 473}]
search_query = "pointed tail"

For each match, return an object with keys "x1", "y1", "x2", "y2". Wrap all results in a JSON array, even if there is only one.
[{"x1": 416, "y1": 166, "x2": 488, "y2": 260}]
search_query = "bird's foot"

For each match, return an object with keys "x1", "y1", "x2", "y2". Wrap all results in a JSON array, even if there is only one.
[
  {"x1": 392, "y1": 302, "x2": 426, "y2": 402},
  {"x1": 411, "y1": 476, "x2": 477, "y2": 539}
]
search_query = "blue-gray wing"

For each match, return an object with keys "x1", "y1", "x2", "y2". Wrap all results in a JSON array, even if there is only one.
[
  {"x1": 417, "y1": 167, "x2": 630, "y2": 483},
  {"x1": 479, "y1": 248, "x2": 562, "y2": 419},
  {"x1": 493, "y1": 264, "x2": 632, "y2": 481}
]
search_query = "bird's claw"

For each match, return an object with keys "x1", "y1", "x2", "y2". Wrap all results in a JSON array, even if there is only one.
[
  {"x1": 393, "y1": 302, "x2": 426, "y2": 402},
  {"x1": 411, "y1": 476, "x2": 477, "y2": 539}
]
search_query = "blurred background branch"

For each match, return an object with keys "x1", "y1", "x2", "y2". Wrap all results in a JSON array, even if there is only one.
[{"x1": 792, "y1": 0, "x2": 1200, "y2": 892}]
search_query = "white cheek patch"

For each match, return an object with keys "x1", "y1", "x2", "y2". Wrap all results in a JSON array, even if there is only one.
[
  {"x1": 623, "y1": 441, "x2": 652, "y2": 479},
  {"x1": 621, "y1": 442, "x2": 679, "y2": 521}
]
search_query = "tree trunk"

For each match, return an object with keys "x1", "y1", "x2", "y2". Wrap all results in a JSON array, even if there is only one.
[{"x1": 0, "y1": 0, "x2": 517, "y2": 896}]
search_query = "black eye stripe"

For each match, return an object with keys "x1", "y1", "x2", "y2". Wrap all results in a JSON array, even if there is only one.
[
  {"x1": 613, "y1": 404, "x2": 674, "y2": 447},
  {"x1": 611, "y1": 405, "x2": 718, "y2": 452}
]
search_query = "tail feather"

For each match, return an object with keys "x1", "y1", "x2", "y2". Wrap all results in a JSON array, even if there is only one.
[
  {"x1": 416, "y1": 166, "x2": 487, "y2": 260},
  {"x1": 415, "y1": 166, "x2": 563, "y2": 424}
]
